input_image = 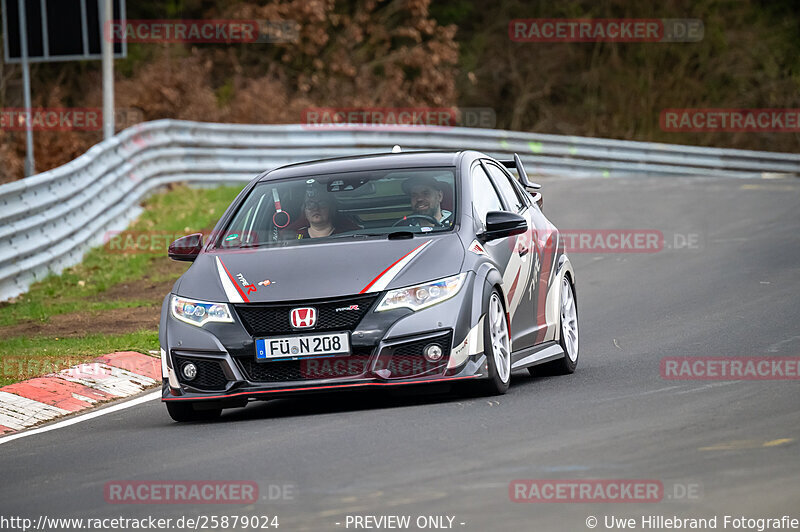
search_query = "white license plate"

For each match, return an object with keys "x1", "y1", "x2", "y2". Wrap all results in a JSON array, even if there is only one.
[{"x1": 255, "y1": 332, "x2": 350, "y2": 361}]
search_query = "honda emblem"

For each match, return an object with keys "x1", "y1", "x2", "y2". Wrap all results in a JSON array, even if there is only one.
[{"x1": 290, "y1": 307, "x2": 317, "y2": 328}]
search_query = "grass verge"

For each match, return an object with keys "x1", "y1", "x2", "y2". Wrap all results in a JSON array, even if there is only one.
[
  {"x1": 0, "y1": 183, "x2": 244, "y2": 385},
  {"x1": 0, "y1": 331, "x2": 159, "y2": 386}
]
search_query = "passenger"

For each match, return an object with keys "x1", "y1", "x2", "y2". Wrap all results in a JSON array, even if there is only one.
[{"x1": 296, "y1": 189, "x2": 340, "y2": 239}]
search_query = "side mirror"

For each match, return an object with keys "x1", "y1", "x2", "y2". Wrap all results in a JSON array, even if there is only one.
[
  {"x1": 168, "y1": 233, "x2": 203, "y2": 262},
  {"x1": 478, "y1": 211, "x2": 528, "y2": 242}
]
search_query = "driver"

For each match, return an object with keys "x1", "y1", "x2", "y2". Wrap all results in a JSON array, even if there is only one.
[{"x1": 401, "y1": 175, "x2": 453, "y2": 228}]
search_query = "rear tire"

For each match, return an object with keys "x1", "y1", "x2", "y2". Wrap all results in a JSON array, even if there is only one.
[
  {"x1": 478, "y1": 290, "x2": 512, "y2": 395},
  {"x1": 530, "y1": 275, "x2": 578, "y2": 376},
  {"x1": 166, "y1": 402, "x2": 222, "y2": 422}
]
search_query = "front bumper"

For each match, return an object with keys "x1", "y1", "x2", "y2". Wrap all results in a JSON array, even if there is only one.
[{"x1": 161, "y1": 276, "x2": 488, "y2": 404}]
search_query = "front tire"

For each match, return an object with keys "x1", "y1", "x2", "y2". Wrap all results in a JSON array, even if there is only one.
[
  {"x1": 166, "y1": 402, "x2": 222, "y2": 422},
  {"x1": 479, "y1": 290, "x2": 512, "y2": 395}
]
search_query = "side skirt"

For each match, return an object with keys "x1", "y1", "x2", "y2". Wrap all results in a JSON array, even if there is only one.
[{"x1": 510, "y1": 341, "x2": 564, "y2": 370}]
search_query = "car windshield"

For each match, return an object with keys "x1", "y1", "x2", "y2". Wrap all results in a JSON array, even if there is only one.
[{"x1": 217, "y1": 167, "x2": 457, "y2": 248}]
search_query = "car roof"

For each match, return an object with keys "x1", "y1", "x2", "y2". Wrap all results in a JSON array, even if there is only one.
[{"x1": 259, "y1": 151, "x2": 471, "y2": 181}]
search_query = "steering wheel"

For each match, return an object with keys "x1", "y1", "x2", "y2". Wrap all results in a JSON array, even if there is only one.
[{"x1": 392, "y1": 214, "x2": 443, "y2": 228}]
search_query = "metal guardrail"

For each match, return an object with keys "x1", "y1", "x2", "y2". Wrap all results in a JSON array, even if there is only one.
[{"x1": 1, "y1": 119, "x2": 798, "y2": 301}]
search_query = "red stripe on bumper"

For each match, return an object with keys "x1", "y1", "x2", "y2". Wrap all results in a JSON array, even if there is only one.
[{"x1": 163, "y1": 375, "x2": 480, "y2": 401}]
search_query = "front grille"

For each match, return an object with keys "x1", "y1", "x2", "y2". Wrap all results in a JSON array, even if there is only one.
[
  {"x1": 173, "y1": 355, "x2": 228, "y2": 391},
  {"x1": 235, "y1": 294, "x2": 378, "y2": 336},
  {"x1": 376, "y1": 331, "x2": 453, "y2": 379},
  {"x1": 238, "y1": 350, "x2": 373, "y2": 382}
]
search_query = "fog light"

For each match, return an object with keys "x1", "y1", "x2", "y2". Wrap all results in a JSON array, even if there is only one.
[
  {"x1": 424, "y1": 344, "x2": 443, "y2": 362},
  {"x1": 182, "y1": 362, "x2": 197, "y2": 381}
]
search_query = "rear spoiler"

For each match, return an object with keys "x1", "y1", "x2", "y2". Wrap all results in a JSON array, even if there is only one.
[{"x1": 499, "y1": 153, "x2": 541, "y2": 192}]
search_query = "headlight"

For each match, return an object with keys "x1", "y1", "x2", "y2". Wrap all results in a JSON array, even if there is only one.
[
  {"x1": 170, "y1": 296, "x2": 233, "y2": 327},
  {"x1": 376, "y1": 273, "x2": 467, "y2": 312}
]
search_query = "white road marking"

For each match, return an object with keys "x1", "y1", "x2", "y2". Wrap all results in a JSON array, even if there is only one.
[
  {"x1": 597, "y1": 381, "x2": 740, "y2": 403},
  {"x1": 0, "y1": 390, "x2": 160, "y2": 446},
  {"x1": 596, "y1": 385, "x2": 685, "y2": 403},
  {"x1": 767, "y1": 335, "x2": 800, "y2": 353},
  {"x1": 672, "y1": 381, "x2": 739, "y2": 395}
]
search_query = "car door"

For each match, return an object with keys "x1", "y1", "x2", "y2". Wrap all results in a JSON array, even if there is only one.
[
  {"x1": 482, "y1": 161, "x2": 539, "y2": 351},
  {"x1": 469, "y1": 163, "x2": 514, "y2": 322},
  {"x1": 504, "y1": 171, "x2": 562, "y2": 347},
  {"x1": 523, "y1": 183, "x2": 562, "y2": 345}
]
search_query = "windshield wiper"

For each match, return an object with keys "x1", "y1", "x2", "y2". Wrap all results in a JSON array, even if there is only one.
[
  {"x1": 328, "y1": 231, "x2": 416, "y2": 240},
  {"x1": 233, "y1": 231, "x2": 419, "y2": 245},
  {"x1": 328, "y1": 233, "x2": 373, "y2": 240}
]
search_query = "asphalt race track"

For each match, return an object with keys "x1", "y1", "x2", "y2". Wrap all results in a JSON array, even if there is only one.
[{"x1": 1, "y1": 176, "x2": 798, "y2": 531}]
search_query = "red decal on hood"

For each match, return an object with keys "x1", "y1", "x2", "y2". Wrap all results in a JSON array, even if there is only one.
[
  {"x1": 219, "y1": 258, "x2": 250, "y2": 303},
  {"x1": 360, "y1": 241, "x2": 429, "y2": 294}
]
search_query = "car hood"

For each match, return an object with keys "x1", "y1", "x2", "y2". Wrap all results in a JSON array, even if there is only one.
[{"x1": 174, "y1": 235, "x2": 466, "y2": 303}]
